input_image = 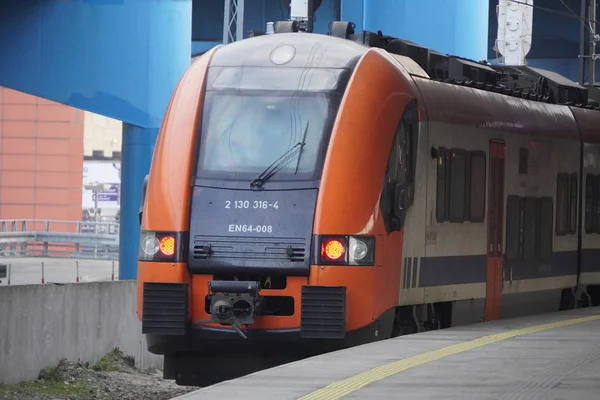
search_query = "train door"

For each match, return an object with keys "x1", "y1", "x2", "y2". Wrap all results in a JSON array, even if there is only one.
[{"x1": 485, "y1": 140, "x2": 505, "y2": 321}]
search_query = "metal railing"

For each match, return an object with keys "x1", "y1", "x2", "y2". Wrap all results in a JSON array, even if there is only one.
[{"x1": 0, "y1": 219, "x2": 119, "y2": 259}]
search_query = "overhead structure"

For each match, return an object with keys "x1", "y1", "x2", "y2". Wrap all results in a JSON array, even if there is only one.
[
  {"x1": 588, "y1": 0, "x2": 598, "y2": 85},
  {"x1": 223, "y1": 0, "x2": 245, "y2": 44},
  {"x1": 495, "y1": 0, "x2": 533, "y2": 66},
  {"x1": 289, "y1": 0, "x2": 323, "y2": 33},
  {"x1": 245, "y1": 16, "x2": 594, "y2": 109},
  {"x1": 258, "y1": 0, "x2": 325, "y2": 36}
]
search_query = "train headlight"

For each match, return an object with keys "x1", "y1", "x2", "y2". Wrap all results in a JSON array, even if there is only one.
[
  {"x1": 141, "y1": 234, "x2": 160, "y2": 256},
  {"x1": 349, "y1": 238, "x2": 369, "y2": 260}
]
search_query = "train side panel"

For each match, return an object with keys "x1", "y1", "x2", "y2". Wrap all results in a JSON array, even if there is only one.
[
  {"x1": 404, "y1": 76, "x2": 580, "y2": 324},
  {"x1": 571, "y1": 107, "x2": 600, "y2": 305},
  {"x1": 500, "y1": 126, "x2": 580, "y2": 317}
]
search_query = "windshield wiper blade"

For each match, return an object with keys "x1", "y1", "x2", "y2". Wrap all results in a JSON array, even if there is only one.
[{"x1": 250, "y1": 141, "x2": 305, "y2": 190}]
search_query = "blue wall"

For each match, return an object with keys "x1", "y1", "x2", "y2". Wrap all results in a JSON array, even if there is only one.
[
  {"x1": 0, "y1": 0, "x2": 191, "y2": 128},
  {"x1": 0, "y1": 0, "x2": 192, "y2": 280},
  {"x1": 351, "y1": 0, "x2": 490, "y2": 61}
]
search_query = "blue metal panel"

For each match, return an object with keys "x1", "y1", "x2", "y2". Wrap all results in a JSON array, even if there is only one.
[
  {"x1": 0, "y1": 0, "x2": 193, "y2": 280},
  {"x1": 341, "y1": 0, "x2": 364, "y2": 32},
  {"x1": 120, "y1": 124, "x2": 159, "y2": 280},
  {"x1": 358, "y1": 0, "x2": 489, "y2": 61},
  {"x1": 313, "y1": 0, "x2": 337, "y2": 33},
  {"x1": 0, "y1": 0, "x2": 191, "y2": 129},
  {"x1": 192, "y1": 41, "x2": 222, "y2": 56},
  {"x1": 193, "y1": 0, "x2": 224, "y2": 41}
]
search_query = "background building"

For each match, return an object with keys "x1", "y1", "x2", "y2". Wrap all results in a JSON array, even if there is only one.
[{"x1": 0, "y1": 87, "x2": 122, "y2": 230}]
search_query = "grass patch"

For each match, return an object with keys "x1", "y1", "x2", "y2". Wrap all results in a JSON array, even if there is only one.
[
  {"x1": 92, "y1": 347, "x2": 134, "y2": 372},
  {"x1": 0, "y1": 359, "x2": 93, "y2": 396},
  {"x1": 0, "y1": 379, "x2": 93, "y2": 396}
]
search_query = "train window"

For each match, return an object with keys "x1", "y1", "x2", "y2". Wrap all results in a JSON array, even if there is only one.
[
  {"x1": 436, "y1": 147, "x2": 449, "y2": 223},
  {"x1": 197, "y1": 91, "x2": 333, "y2": 180},
  {"x1": 380, "y1": 115, "x2": 409, "y2": 233},
  {"x1": 595, "y1": 175, "x2": 600, "y2": 234},
  {"x1": 405, "y1": 123, "x2": 417, "y2": 206},
  {"x1": 448, "y1": 149, "x2": 466, "y2": 222},
  {"x1": 585, "y1": 174, "x2": 596, "y2": 234},
  {"x1": 539, "y1": 197, "x2": 553, "y2": 263},
  {"x1": 569, "y1": 173, "x2": 578, "y2": 235},
  {"x1": 505, "y1": 195, "x2": 523, "y2": 261},
  {"x1": 436, "y1": 147, "x2": 486, "y2": 224},
  {"x1": 464, "y1": 151, "x2": 472, "y2": 220},
  {"x1": 519, "y1": 148, "x2": 528, "y2": 174},
  {"x1": 522, "y1": 196, "x2": 539, "y2": 261},
  {"x1": 556, "y1": 173, "x2": 569, "y2": 236},
  {"x1": 470, "y1": 151, "x2": 486, "y2": 222},
  {"x1": 403, "y1": 100, "x2": 419, "y2": 207}
]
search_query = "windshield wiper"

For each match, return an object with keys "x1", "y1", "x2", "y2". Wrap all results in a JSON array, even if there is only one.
[{"x1": 250, "y1": 123, "x2": 309, "y2": 190}]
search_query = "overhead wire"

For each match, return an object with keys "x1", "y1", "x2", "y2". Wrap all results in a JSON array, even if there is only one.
[{"x1": 508, "y1": 0, "x2": 598, "y2": 27}]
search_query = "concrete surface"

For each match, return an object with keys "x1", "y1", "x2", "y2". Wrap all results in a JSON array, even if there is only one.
[
  {"x1": 0, "y1": 280, "x2": 162, "y2": 385},
  {"x1": 0, "y1": 257, "x2": 117, "y2": 286},
  {"x1": 173, "y1": 307, "x2": 600, "y2": 400}
]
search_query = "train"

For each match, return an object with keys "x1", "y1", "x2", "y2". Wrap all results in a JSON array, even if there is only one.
[{"x1": 136, "y1": 21, "x2": 600, "y2": 385}]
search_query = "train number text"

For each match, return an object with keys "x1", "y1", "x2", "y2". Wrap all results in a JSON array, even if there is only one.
[
  {"x1": 228, "y1": 224, "x2": 273, "y2": 233},
  {"x1": 225, "y1": 200, "x2": 279, "y2": 210}
]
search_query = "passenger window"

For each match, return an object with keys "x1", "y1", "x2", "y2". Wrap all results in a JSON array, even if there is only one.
[
  {"x1": 449, "y1": 149, "x2": 467, "y2": 222},
  {"x1": 569, "y1": 173, "x2": 578, "y2": 235},
  {"x1": 505, "y1": 195, "x2": 522, "y2": 261},
  {"x1": 380, "y1": 102, "x2": 419, "y2": 233},
  {"x1": 505, "y1": 194, "x2": 554, "y2": 263},
  {"x1": 436, "y1": 147, "x2": 449, "y2": 223},
  {"x1": 435, "y1": 147, "x2": 486, "y2": 224},
  {"x1": 404, "y1": 119, "x2": 418, "y2": 206},
  {"x1": 470, "y1": 151, "x2": 486, "y2": 222},
  {"x1": 556, "y1": 173, "x2": 569, "y2": 236},
  {"x1": 585, "y1": 174, "x2": 597, "y2": 234},
  {"x1": 522, "y1": 196, "x2": 539, "y2": 261},
  {"x1": 539, "y1": 197, "x2": 553, "y2": 262}
]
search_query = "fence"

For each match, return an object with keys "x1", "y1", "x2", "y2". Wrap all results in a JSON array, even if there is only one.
[{"x1": 0, "y1": 219, "x2": 120, "y2": 259}]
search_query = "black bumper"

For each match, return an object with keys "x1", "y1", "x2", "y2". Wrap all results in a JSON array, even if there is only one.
[{"x1": 141, "y1": 282, "x2": 352, "y2": 354}]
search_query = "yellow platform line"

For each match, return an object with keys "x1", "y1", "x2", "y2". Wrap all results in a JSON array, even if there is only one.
[{"x1": 298, "y1": 314, "x2": 600, "y2": 400}]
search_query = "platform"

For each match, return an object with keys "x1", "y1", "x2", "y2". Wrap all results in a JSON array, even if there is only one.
[{"x1": 173, "y1": 307, "x2": 600, "y2": 400}]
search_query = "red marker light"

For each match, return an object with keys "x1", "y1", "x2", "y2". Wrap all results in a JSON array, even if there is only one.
[
  {"x1": 159, "y1": 236, "x2": 176, "y2": 256},
  {"x1": 321, "y1": 239, "x2": 345, "y2": 261}
]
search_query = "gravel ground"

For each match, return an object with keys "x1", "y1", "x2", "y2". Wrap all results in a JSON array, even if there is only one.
[{"x1": 0, "y1": 349, "x2": 196, "y2": 400}]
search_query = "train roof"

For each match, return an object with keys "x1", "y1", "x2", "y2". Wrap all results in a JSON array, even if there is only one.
[
  {"x1": 341, "y1": 28, "x2": 597, "y2": 111},
  {"x1": 210, "y1": 32, "x2": 368, "y2": 70},
  {"x1": 412, "y1": 76, "x2": 579, "y2": 140},
  {"x1": 249, "y1": 22, "x2": 599, "y2": 112}
]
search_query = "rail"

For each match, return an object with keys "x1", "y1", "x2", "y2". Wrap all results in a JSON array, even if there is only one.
[{"x1": 0, "y1": 219, "x2": 119, "y2": 259}]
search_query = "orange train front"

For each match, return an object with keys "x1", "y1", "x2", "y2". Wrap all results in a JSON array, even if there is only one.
[
  {"x1": 136, "y1": 23, "x2": 600, "y2": 387},
  {"x1": 137, "y1": 30, "x2": 419, "y2": 384}
]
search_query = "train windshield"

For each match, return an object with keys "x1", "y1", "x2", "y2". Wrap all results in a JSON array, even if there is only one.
[{"x1": 196, "y1": 66, "x2": 347, "y2": 184}]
